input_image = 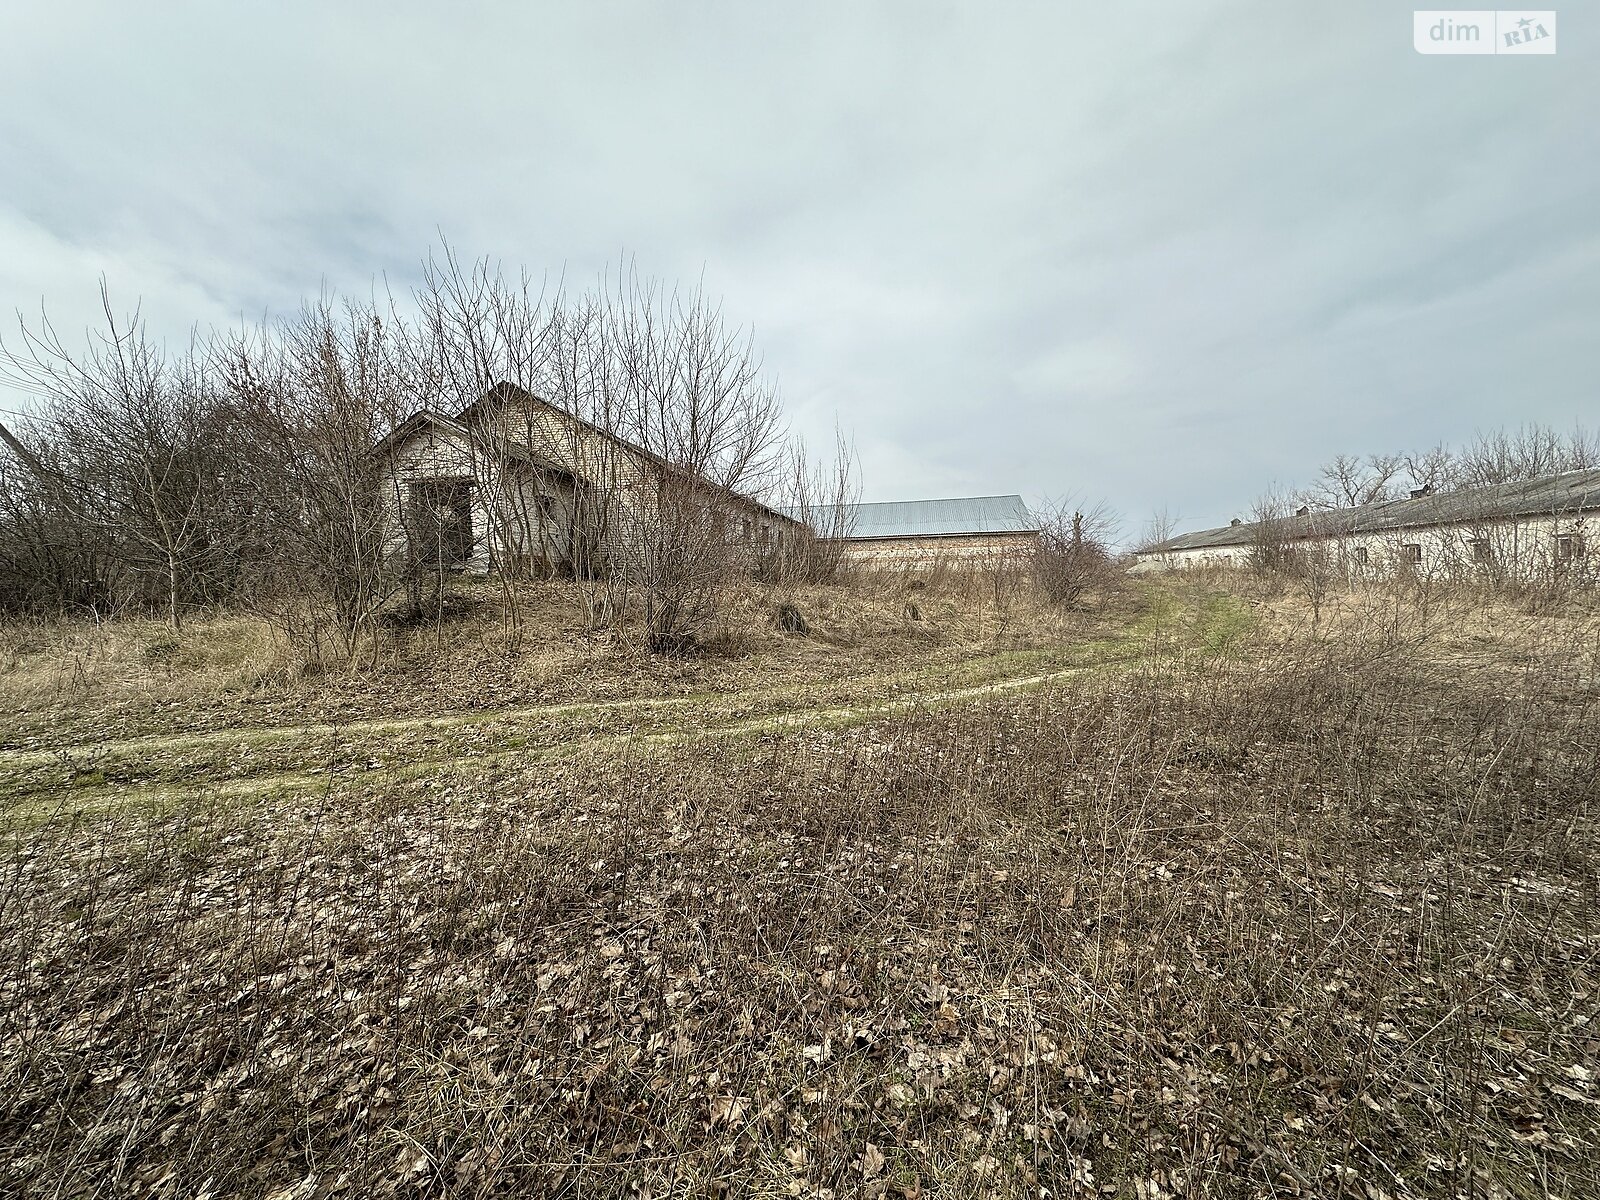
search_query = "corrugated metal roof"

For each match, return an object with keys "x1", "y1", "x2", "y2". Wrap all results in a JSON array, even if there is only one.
[
  {"x1": 782, "y1": 495, "x2": 1039, "y2": 540},
  {"x1": 1155, "y1": 468, "x2": 1600, "y2": 553}
]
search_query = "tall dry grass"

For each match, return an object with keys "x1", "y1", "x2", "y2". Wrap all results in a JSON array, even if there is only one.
[
  {"x1": 1, "y1": 584, "x2": 1597, "y2": 1197},
  {"x1": 0, "y1": 572, "x2": 1116, "y2": 747}
]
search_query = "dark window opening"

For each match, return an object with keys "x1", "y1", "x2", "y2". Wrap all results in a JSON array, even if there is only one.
[
  {"x1": 1556, "y1": 533, "x2": 1586, "y2": 562},
  {"x1": 1402, "y1": 543, "x2": 1422, "y2": 564},
  {"x1": 409, "y1": 478, "x2": 473, "y2": 567},
  {"x1": 1352, "y1": 546, "x2": 1369, "y2": 566},
  {"x1": 1469, "y1": 537, "x2": 1492, "y2": 563}
]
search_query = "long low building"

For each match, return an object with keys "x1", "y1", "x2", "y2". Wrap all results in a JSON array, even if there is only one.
[
  {"x1": 789, "y1": 495, "x2": 1040, "y2": 565},
  {"x1": 1138, "y1": 468, "x2": 1599, "y2": 580}
]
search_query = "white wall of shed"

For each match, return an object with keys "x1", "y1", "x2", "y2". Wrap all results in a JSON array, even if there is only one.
[{"x1": 1135, "y1": 512, "x2": 1597, "y2": 583}]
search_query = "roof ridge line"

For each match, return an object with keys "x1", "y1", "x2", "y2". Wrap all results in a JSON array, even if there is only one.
[{"x1": 849, "y1": 493, "x2": 1026, "y2": 506}]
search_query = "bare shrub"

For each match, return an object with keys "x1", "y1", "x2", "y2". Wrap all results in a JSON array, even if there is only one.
[
  {"x1": 1032, "y1": 498, "x2": 1118, "y2": 607},
  {"x1": 1246, "y1": 490, "x2": 1300, "y2": 578},
  {"x1": 769, "y1": 425, "x2": 860, "y2": 585},
  {"x1": 594, "y1": 268, "x2": 785, "y2": 653},
  {"x1": 217, "y1": 297, "x2": 418, "y2": 659},
  {"x1": 3, "y1": 287, "x2": 226, "y2": 629},
  {"x1": 0, "y1": 428, "x2": 115, "y2": 615}
]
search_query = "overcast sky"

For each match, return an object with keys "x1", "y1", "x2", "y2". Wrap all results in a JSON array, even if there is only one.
[{"x1": 1, "y1": 2, "x2": 1594, "y2": 536}]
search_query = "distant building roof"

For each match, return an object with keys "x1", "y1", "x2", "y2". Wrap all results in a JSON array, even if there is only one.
[
  {"x1": 1151, "y1": 467, "x2": 1600, "y2": 553},
  {"x1": 784, "y1": 495, "x2": 1039, "y2": 540}
]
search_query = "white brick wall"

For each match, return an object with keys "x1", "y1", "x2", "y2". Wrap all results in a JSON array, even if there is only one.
[
  {"x1": 1137, "y1": 512, "x2": 1597, "y2": 583},
  {"x1": 381, "y1": 421, "x2": 580, "y2": 575},
  {"x1": 379, "y1": 406, "x2": 801, "y2": 578}
]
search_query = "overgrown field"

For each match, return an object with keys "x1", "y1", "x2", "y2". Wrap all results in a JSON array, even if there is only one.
[
  {"x1": 2, "y1": 580, "x2": 1598, "y2": 1198},
  {"x1": 0, "y1": 575, "x2": 1121, "y2": 747}
]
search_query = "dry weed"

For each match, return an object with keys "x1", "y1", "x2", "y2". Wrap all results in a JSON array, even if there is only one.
[{"x1": 2, "y1": 585, "x2": 1596, "y2": 1198}]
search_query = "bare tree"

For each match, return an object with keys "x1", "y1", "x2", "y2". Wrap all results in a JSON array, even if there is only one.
[
  {"x1": 216, "y1": 296, "x2": 418, "y2": 657},
  {"x1": 1135, "y1": 505, "x2": 1179, "y2": 555},
  {"x1": 1032, "y1": 498, "x2": 1119, "y2": 607},
  {"x1": 1458, "y1": 423, "x2": 1599, "y2": 487},
  {"x1": 1305, "y1": 452, "x2": 1403, "y2": 509},
  {"x1": 595, "y1": 268, "x2": 786, "y2": 652},
  {"x1": 771, "y1": 424, "x2": 859, "y2": 586},
  {"x1": 1402, "y1": 443, "x2": 1459, "y2": 495},
  {"x1": 3, "y1": 287, "x2": 222, "y2": 630},
  {"x1": 544, "y1": 294, "x2": 629, "y2": 623},
  {"x1": 409, "y1": 245, "x2": 561, "y2": 638}
]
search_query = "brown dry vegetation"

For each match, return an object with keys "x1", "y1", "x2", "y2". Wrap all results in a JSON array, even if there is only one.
[
  {"x1": 2, "y1": 573, "x2": 1598, "y2": 1199},
  {"x1": 0, "y1": 572, "x2": 1108, "y2": 747}
]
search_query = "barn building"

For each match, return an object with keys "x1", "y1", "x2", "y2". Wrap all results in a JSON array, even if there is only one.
[
  {"x1": 1137, "y1": 468, "x2": 1600, "y2": 581},
  {"x1": 375, "y1": 381, "x2": 803, "y2": 576},
  {"x1": 791, "y1": 495, "x2": 1041, "y2": 566}
]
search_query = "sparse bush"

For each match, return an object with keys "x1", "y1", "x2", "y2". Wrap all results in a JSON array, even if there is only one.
[
  {"x1": 1033, "y1": 500, "x2": 1119, "y2": 607},
  {"x1": 775, "y1": 601, "x2": 809, "y2": 635},
  {"x1": 769, "y1": 425, "x2": 860, "y2": 586}
]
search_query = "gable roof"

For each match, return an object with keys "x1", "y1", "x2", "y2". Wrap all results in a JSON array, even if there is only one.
[
  {"x1": 382, "y1": 381, "x2": 801, "y2": 527},
  {"x1": 370, "y1": 408, "x2": 470, "y2": 457},
  {"x1": 1153, "y1": 467, "x2": 1600, "y2": 553},
  {"x1": 786, "y1": 495, "x2": 1039, "y2": 540}
]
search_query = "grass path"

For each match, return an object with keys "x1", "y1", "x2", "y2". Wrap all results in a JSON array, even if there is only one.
[
  {"x1": 1, "y1": 587, "x2": 1247, "y2": 820},
  {"x1": 4, "y1": 652, "x2": 1158, "y2": 821}
]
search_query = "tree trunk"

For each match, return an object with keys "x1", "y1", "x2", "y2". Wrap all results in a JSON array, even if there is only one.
[{"x1": 167, "y1": 554, "x2": 182, "y2": 632}]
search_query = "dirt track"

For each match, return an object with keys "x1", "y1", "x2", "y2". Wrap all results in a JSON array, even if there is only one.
[{"x1": 1, "y1": 649, "x2": 1148, "y2": 818}]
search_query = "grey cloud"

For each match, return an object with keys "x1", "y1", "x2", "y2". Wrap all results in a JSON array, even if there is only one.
[{"x1": 1, "y1": 0, "x2": 1594, "y2": 533}]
